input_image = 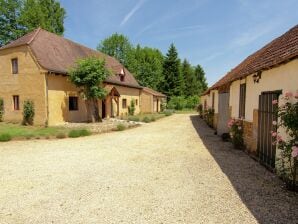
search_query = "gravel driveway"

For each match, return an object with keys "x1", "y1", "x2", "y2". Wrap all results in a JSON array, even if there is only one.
[{"x1": 0, "y1": 114, "x2": 297, "y2": 224}]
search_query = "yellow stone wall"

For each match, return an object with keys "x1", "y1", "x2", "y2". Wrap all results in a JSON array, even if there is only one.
[
  {"x1": 47, "y1": 75, "x2": 89, "y2": 125},
  {"x1": 0, "y1": 46, "x2": 47, "y2": 125},
  {"x1": 140, "y1": 91, "x2": 153, "y2": 113},
  {"x1": 104, "y1": 84, "x2": 141, "y2": 117}
]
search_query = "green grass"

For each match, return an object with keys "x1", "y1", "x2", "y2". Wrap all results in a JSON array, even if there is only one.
[
  {"x1": 124, "y1": 113, "x2": 168, "y2": 123},
  {"x1": 0, "y1": 133, "x2": 12, "y2": 142},
  {"x1": 115, "y1": 124, "x2": 126, "y2": 131},
  {"x1": 174, "y1": 109, "x2": 196, "y2": 114},
  {"x1": 68, "y1": 129, "x2": 91, "y2": 138}
]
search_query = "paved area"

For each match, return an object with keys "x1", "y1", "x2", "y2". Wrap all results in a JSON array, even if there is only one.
[{"x1": 0, "y1": 114, "x2": 297, "y2": 224}]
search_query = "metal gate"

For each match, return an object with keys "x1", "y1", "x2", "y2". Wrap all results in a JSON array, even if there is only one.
[
  {"x1": 257, "y1": 91, "x2": 280, "y2": 169},
  {"x1": 217, "y1": 93, "x2": 230, "y2": 135}
]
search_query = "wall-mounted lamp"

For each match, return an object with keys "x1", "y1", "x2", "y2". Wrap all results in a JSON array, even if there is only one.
[{"x1": 253, "y1": 71, "x2": 262, "y2": 83}]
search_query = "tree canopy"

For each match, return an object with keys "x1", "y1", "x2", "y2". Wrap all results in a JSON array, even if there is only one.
[
  {"x1": 0, "y1": 0, "x2": 65, "y2": 46},
  {"x1": 69, "y1": 57, "x2": 110, "y2": 122}
]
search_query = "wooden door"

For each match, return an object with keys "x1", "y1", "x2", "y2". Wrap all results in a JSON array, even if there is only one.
[
  {"x1": 217, "y1": 93, "x2": 230, "y2": 135},
  {"x1": 257, "y1": 91, "x2": 280, "y2": 169}
]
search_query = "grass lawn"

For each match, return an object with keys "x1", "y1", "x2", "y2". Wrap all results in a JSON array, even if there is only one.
[{"x1": 0, "y1": 123, "x2": 69, "y2": 140}]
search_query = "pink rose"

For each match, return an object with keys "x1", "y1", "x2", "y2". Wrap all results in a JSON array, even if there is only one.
[
  {"x1": 284, "y1": 91, "x2": 293, "y2": 98},
  {"x1": 271, "y1": 132, "x2": 277, "y2": 137},
  {"x1": 272, "y1": 100, "x2": 278, "y2": 105},
  {"x1": 276, "y1": 135, "x2": 283, "y2": 142},
  {"x1": 291, "y1": 146, "x2": 298, "y2": 158},
  {"x1": 295, "y1": 90, "x2": 298, "y2": 99},
  {"x1": 272, "y1": 121, "x2": 277, "y2": 126}
]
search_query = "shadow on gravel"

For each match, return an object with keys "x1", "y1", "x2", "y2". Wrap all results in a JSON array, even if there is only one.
[{"x1": 190, "y1": 115, "x2": 298, "y2": 224}]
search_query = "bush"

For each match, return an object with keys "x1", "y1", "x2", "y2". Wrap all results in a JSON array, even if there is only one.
[
  {"x1": 0, "y1": 133, "x2": 12, "y2": 142},
  {"x1": 128, "y1": 100, "x2": 135, "y2": 116},
  {"x1": 56, "y1": 133, "x2": 67, "y2": 139},
  {"x1": 116, "y1": 123, "x2": 126, "y2": 131},
  {"x1": 142, "y1": 116, "x2": 151, "y2": 123},
  {"x1": 150, "y1": 116, "x2": 156, "y2": 122},
  {"x1": 128, "y1": 116, "x2": 140, "y2": 122},
  {"x1": 23, "y1": 100, "x2": 35, "y2": 125},
  {"x1": 167, "y1": 96, "x2": 199, "y2": 110},
  {"x1": 68, "y1": 129, "x2": 91, "y2": 138},
  {"x1": 0, "y1": 98, "x2": 4, "y2": 122},
  {"x1": 164, "y1": 111, "x2": 172, "y2": 116}
]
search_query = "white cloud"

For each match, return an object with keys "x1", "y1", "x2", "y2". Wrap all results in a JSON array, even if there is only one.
[{"x1": 120, "y1": 0, "x2": 146, "y2": 26}]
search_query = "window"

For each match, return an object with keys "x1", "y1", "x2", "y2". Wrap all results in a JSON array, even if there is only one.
[
  {"x1": 239, "y1": 83, "x2": 246, "y2": 118},
  {"x1": 122, "y1": 99, "x2": 127, "y2": 109},
  {"x1": 69, "y1": 96, "x2": 78, "y2": 111},
  {"x1": 212, "y1": 92, "x2": 215, "y2": 110},
  {"x1": 13, "y1": 95, "x2": 19, "y2": 110},
  {"x1": 204, "y1": 100, "x2": 207, "y2": 110},
  {"x1": 11, "y1": 58, "x2": 18, "y2": 74},
  {"x1": 120, "y1": 75, "x2": 125, "y2": 82},
  {"x1": 135, "y1": 99, "x2": 138, "y2": 106}
]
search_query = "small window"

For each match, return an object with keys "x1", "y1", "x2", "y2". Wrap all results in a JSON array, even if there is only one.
[
  {"x1": 135, "y1": 99, "x2": 138, "y2": 106},
  {"x1": 69, "y1": 96, "x2": 78, "y2": 111},
  {"x1": 11, "y1": 58, "x2": 18, "y2": 74},
  {"x1": 13, "y1": 95, "x2": 19, "y2": 110},
  {"x1": 120, "y1": 75, "x2": 125, "y2": 82},
  {"x1": 239, "y1": 83, "x2": 246, "y2": 118},
  {"x1": 122, "y1": 99, "x2": 127, "y2": 109},
  {"x1": 204, "y1": 100, "x2": 207, "y2": 110}
]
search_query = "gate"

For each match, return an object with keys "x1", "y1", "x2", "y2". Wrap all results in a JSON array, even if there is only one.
[
  {"x1": 257, "y1": 91, "x2": 280, "y2": 169},
  {"x1": 217, "y1": 93, "x2": 230, "y2": 135}
]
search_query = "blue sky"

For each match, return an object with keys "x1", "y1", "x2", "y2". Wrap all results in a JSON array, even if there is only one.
[{"x1": 60, "y1": 0, "x2": 298, "y2": 86}]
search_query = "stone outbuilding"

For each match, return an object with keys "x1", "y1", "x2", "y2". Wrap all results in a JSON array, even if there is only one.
[
  {"x1": 140, "y1": 87, "x2": 166, "y2": 113},
  {"x1": 201, "y1": 24, "x2": 298, "y2": 170}
]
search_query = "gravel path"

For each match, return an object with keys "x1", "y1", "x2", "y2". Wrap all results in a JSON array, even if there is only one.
[{"x1": 0, "y1": 114, "x2": 297, "y2": 224}]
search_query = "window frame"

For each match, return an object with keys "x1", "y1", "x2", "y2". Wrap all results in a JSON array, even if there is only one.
[
  {"x1": 13, "y1": 95, "x2": 20, "y2": 111},
  {"x1": 135, "y1": 99, "x2": 138, "y2": 106},
  {"x1": 11, "y1": 58, "x2": 18, "y2": 74},
  {"x1": 122, "y1": 99, "x2": 127, "y2": 109},
  {"x1": 69, "y1": 96, "x2": 79, "y2": 111},
  {"x1": 239, "y1": 83, "x2": 246, "y2": 118},
  {"x1": 211, "y1": 92, "x2": 215, "y2": 110}
]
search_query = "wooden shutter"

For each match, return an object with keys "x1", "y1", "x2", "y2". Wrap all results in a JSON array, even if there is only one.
[{"x1": 239, "y1": 84, "x2": 246, "y2": 118}]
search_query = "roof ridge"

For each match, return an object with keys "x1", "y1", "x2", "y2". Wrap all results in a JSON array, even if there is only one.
[{"x1": 27, "y1": 27, "x2": 41, "y2": 45}]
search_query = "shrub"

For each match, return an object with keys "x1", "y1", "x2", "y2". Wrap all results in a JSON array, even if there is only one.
[
  {"x1": 142, "y1": 116, "x2": 151, "y2": 123},
  {"x1": 23, "y1": 100, "x2": 35, "y2": 125},
  {"x1": 150, "y1": 116, "x2": 156, "y2": 122},
  {"x1": 228, "y1": 119, "x2": 244, "y2": 149},
  {"x1": 167, "y1": 96, "x2": 186, "y2": 110},
  {"x1": 56, "y1": 133, "x2": 67, "y2": 139},
  {"x1": 204, "y1": 108, "x2": 214, "y2": 127},
  {"x1": 185, "y1": 96, "x2": 200, "y2": 109},
  {"x1": 0, "y1": 98, "x2": 4, "y2": 122},
  {"x1": 128, "y1": 116, "x2": 140, "y2": 122},
  {"x1": 128, "y1": 99, "x2": 136, "y2": 116},
  {"x1": 163, "y1": 110, "x2": 173, "y2": 116},
  {"x1": 0, "y1": 133, "x2": 12, "y2": 142},
  {"x1": 116, "y1": 123, "x2": 126, "y2": 131},
  {"x1": 68, "y1": 129, "x2": 91, "y2": 138},
  {"x1": 197, "y1": 104, "x2": 203, "y2": 117}
]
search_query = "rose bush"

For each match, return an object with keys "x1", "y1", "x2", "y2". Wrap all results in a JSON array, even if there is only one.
[{"x1": 228, "y1": 118, "x2": 244, "y2": 149}]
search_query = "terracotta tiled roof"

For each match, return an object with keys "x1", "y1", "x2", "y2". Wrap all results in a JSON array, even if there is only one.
[
  {"x1": 142, "y1": 87, "x2": 166, "y2": 97},
  {"x1": 0, "y1": 28, "x2": 141, "y2": 88},
  {"x1": 205, "y1": 24, "x2": 298, "y2": 94}
]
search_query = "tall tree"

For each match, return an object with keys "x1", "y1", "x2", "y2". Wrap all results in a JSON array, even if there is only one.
[
  {"x1": 162, "y1": 44, "x2": 184, "y2": 97},
  {"x1": 0, "y1": 0, "x2": 24, "y2": 46},
  {"x1": 0, "y1": 0, "x2": 65, "y2": 46},
  {"x1": 69, "y1": 57, "x2": 110, "y2": 122},
  {"x1": 128, "y1": 45, "x2": 164, "y2": 90},
  {"x1": 97, "y1": 33, "x2": 133, "y2": 67},
  {"x1": 19, "y1": 0, "x2": 65, "y2": 35},
  {"x1": 195, "y1": 64, "x2": 208, "y2": 92},
  {"x1": 182, "y1": 59, "x2": 197, "y2": 96}
]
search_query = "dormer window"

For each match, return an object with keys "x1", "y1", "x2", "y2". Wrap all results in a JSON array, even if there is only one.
[{"x1": 119, "y1": 68, "x2": 125, "y2": 82}]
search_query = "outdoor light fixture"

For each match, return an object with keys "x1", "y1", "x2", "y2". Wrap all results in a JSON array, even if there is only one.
[{"x1": 253, "y1": 71, "x2": 262, "y2": 83}]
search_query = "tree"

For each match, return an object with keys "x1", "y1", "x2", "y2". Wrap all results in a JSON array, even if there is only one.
[
  {"x1": 128, "y1": 45, "x2": 164, "y2": 90},
  {"x1": 162, "y1": 44, "x2": 184, "y2": 98},
  {"x1": 19, "y1": 0, "x2": 65, "y2": 35},
  {"x1": 182, "y1": 59, "x2": 197, "y2": 96},
  {"x1": 0, "y1": 0, "x2": 65, "y2": 46},
  {"x1": 97, "y1": 33, "x2": 133, "y2": 67},
  {"x1": 0, "y1": 0, "x2": 24, "y2": 46},
  {"x1": 69, "y1": 57, "x2": 110, "y2": 122},
  {"x1": 195, "y1": 64, "x2": 208, "y2": 92}
]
